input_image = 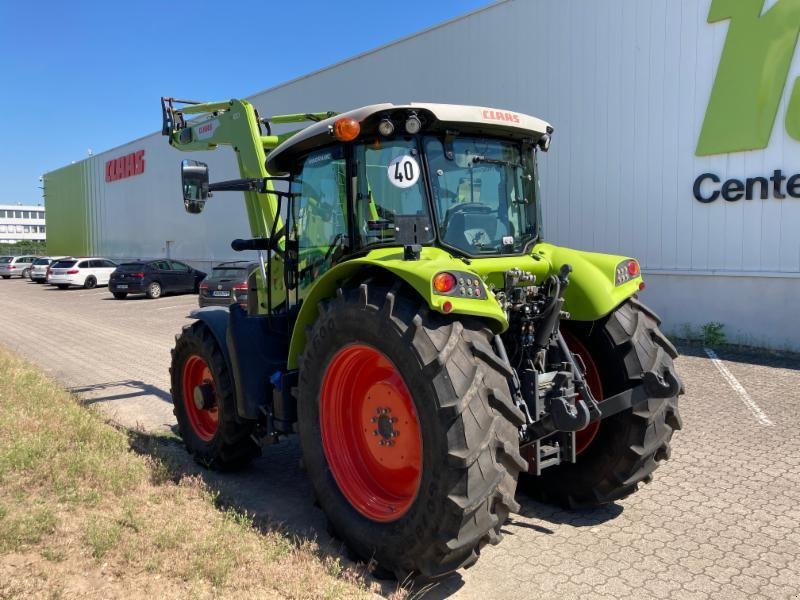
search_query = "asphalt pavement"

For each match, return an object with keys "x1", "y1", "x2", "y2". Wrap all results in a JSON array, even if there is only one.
[{"x1": 1, "y1": 277, "x2": 798, "y2": 600}]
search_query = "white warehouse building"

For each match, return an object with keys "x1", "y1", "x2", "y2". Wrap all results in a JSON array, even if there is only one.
[{"x1": 44, "y1": 0, "x2": 800, "y2": 350}]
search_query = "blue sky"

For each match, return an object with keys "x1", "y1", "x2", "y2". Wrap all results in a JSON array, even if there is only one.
[{"x1": 0, "y1": 0, "x2": 490, "y2": 204}]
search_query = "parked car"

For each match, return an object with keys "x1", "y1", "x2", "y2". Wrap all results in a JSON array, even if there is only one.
[
  {"x1": 30, "y1": 256, "x2": 69, "y2": 283},
  {"x1": 108, "y1": 259, "x2": 206, "y2": 299},
  {"x1": 0, "y1": 255, "x2": 38, "y2": 279},
  {"x1": 198, "y1": 261, "x2": 257, "y2": 309},
  {"x1": 48, "y1": 257, "x2": 118, "y2": 289}
]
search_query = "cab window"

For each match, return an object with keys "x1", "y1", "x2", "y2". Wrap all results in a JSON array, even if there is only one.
[{"x1": 353, "y1": 138, "x2": 433, "y2": 249}]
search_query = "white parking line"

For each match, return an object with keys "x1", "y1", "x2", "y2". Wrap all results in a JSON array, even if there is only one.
[
  {"x1": 704, "y1": 347, "x2": 773, "y2": 426},
  {"x1": 156, "y1": 304, "x2": 192, "y2": 311}
]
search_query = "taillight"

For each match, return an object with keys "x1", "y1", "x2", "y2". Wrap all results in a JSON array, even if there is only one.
[
  {"x1": 67, "y1": 269, "x2": 79, "y2": 274},
  {"x1": 9, "y1": 265, "x2": 16, "y2": 269},
  {"x1": 615, "y1": 259, "x2": 641, "y2": 286},
  {"x1": 132, "y1": 272, "x2": 144, "y2": 278},
  {"x1": 232, "y1": 283, "x2": 248, "y2": 291},
  {"x1": 433, "y1": 272, "x2": 457, "y2": 294}
]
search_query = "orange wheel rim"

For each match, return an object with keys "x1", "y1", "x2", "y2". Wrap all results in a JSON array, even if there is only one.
[
  {"x1": 320, "y1": 344, "x2": 422, "y2": 522},
  {"x1": 182, "y1": 355, "x2": 219, "y2": 441}
]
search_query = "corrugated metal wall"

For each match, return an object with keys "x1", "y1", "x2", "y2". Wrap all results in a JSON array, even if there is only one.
[
  {"x1": 246, "y1": 0, "x2": 800, "y2": 276},
  {"x1": 44, "y1": 0, "x2": 800, "y2": 347}
]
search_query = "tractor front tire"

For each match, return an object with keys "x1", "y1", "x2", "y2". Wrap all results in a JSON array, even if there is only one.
[
  {"x1": 298, "y1": 282, "x2": 526, "y2": 579},
  {"x1": 170, "y1": 320, "x2": 259, "y2": 470},
  {"x1": 520, "y1": 298, "x2": 683, "y2": 508}
]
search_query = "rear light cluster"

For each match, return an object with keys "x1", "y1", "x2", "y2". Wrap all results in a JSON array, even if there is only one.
[
  {"x1": 432, "y1": 271, "x2": 486, "y2": 299},
  {"x1": 615, "y1": 259, "x2": 640, "y2": 286},
  {"x1": 66, "y1": 269, "x2": 79, "y2": 275}
]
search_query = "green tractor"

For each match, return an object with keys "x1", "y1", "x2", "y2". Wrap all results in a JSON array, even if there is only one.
[{"x1": 161, "y1": 97, "x2": 683, "y2": 578}]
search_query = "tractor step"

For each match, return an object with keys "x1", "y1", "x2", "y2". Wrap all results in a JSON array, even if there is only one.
[{"x1": 523, "y1": 432, "x2": 576, "y2": 476}]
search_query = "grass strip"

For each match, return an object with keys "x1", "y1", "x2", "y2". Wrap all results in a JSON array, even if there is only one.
[{"x1": 0, "y1": 346, "x2": 379, "y2": 598}]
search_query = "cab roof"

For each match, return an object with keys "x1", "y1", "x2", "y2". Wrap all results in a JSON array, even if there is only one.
[{"x1": 265, "y1": 102, "x2": 552, "y2": 174}]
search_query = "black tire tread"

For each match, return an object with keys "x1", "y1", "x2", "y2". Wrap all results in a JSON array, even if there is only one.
[
  {"x1": 169, "y1": 320, "x2": 258, "y2": 470},
  {"x1": 521, "y1": 299, "x2": 682, "y2": 509},
  {"x1": 299, "y1": 281, "x2": 525, "y2": 578}
]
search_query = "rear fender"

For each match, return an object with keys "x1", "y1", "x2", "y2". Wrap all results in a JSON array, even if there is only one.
[
  {"x1": 533, "y1": 243, "x2": 643, "y2": 322},
  {"x1": 287, "y1": 247, "x2": 508, "y2": 369},
  {"x1": 189, "y1": 307, "x2": 232, "y2": 365}
]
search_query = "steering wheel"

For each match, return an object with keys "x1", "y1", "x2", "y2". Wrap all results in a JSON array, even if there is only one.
[{"x1": 441, "y1": 202, "x2": 495, "y2": 233}]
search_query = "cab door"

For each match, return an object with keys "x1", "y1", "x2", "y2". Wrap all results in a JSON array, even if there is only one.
[{"x1": 286, "y1": 146, "x2": 349, "y2": 309}]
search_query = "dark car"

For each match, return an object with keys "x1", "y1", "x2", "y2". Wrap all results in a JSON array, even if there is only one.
[
  {"x1": 108, "y1": 259, "x2": 206, "y2": 299},
  {"x1": 198, "y1": 261, "x2": 257, "y2": 309}
]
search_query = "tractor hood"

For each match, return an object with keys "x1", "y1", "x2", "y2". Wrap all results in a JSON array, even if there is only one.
[{"x1": 265, "y1": 102, "x2": 553, "y2": 174}]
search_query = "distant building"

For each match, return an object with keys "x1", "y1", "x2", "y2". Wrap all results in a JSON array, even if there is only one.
[{"x1": 0, "y1": 204, "x2": 46, "y2": 244}]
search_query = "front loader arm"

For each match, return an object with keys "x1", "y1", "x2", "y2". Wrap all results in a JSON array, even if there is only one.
[
  {"x1": 162, "y1": 97, "x2": 289, "y2": 240},
  {"x1": 161, "y1": 97, "x2": 335, "y2": 241}
]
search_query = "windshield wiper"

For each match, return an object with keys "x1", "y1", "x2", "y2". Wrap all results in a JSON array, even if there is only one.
[{"x1": 471, "y1": 155, "x2": 522, "y2": 169}]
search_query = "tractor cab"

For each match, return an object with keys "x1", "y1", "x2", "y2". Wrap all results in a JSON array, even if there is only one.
[{"x1": 266, "y1": 103, "x2": 553, "y2": 266}]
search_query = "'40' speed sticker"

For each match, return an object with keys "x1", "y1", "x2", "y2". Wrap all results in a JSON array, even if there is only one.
[{"x1": 387, "y1": 155, "x2": 420, "y2": 189}]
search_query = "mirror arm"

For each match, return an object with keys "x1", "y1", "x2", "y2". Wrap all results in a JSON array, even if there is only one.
[
  {"x1": 208, "y1": 178, "x2": 263, "y2": 192},
  {"x1": 208, "y1": 177, "x2": 298, "y2": 198}
]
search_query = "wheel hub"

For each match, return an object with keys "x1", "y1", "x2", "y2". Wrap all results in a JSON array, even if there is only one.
[
  {"x1": 373, "y1": 408, "x2": 399, "y2": 446},
  {"x1": 193, "y1": 383, "x2": 216, "y2": 411}
]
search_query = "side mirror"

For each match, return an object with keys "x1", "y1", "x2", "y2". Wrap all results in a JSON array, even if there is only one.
[{"x1": 181, "y1": 160, "x2": 209, "y2": 213}]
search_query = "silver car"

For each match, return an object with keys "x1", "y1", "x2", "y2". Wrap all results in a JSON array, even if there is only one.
[
  {"x1": 0, "y1": 255, "x2": 38, "y2": 279},
  {"x1": 30, "y1": 256, "x2": 69, "y2": 283}
]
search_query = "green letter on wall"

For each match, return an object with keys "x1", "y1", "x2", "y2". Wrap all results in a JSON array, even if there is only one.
[{"x1": 697, "y1": 0, "x2": 800, "y2": 156}]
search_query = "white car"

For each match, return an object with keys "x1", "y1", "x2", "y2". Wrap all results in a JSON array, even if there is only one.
[
  {"x1": 48, "y1": 257, "x2": 118, "y2": 289},
  {"x1": 30, "y1": 256, "x2": 69, "y2": 283}
]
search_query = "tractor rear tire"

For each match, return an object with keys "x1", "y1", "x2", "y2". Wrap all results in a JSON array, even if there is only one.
[
  {"x1": 298, "y1": 282, "x2": 526, "y2": 579},
  {"x1": 170, "y1": 320, "x2": 259, "y2": 470},
  {"x1": 520, "y1": 298, "x2": 683, "y2": 508}
]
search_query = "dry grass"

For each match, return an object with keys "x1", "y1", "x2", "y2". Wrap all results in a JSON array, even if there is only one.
[{"x1": 0, "y1": 346, "x2": 378, "y2": 599}]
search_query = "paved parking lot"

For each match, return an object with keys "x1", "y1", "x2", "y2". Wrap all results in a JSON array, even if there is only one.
[{"x1": 1, "y1": 277, "x2": 798, "y2": 599}]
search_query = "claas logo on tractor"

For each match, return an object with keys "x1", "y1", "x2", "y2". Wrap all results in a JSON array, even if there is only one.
[{"x1": 161, "y1": 96, "x2": 683, "y2": 580}]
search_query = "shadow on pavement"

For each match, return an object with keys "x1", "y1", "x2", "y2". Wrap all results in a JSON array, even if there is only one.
[
  {"x1": 514, "y1": 496, "x2": 623, "y2": 527},
  {"x1": 70, "y1": 380, "x2": 173, "y2": 404}
]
